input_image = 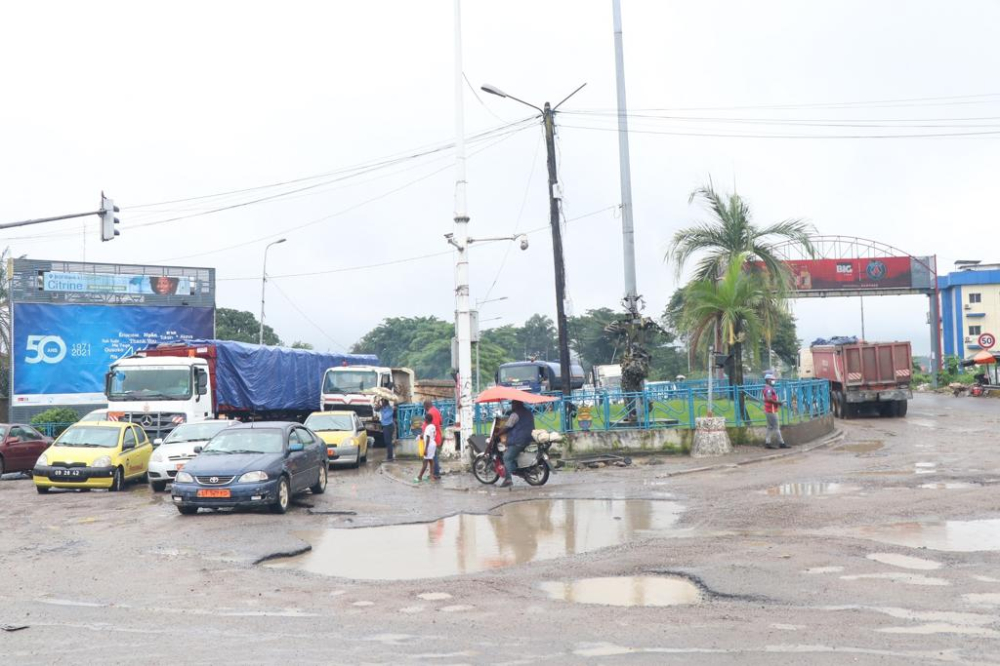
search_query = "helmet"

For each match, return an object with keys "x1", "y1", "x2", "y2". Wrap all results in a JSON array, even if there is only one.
[{"x1": 763, "y1": 373, "x2": 775, "y2": 381}]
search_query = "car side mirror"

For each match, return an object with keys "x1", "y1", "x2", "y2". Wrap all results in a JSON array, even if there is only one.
[
  {"x1": 289, "y1": 442, "x2": 305, "y2": 453},
  {"x1": 153, "y1": 438, "x2": 163, "y2": 446},
  {"x1": 193, "y1": 445, "x2": 203, "y2": 454}
]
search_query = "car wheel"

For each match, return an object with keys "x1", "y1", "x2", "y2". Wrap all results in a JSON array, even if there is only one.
[
  {"x1": 177, "y1": 505, "x2": 198, "y2": 515},
  {"x1": 139, "y1": 472, "x2": 148, "y2": 483},
  {"x1": 150, "y1": 480, "x2": 167, "y2": 492},
  {"x1": 311, "y1": 464, "x2": 327, "y2": 495},
  {"x1": 270, "y1": 477, "x2": 290, "y2": 514},
  {"x1": 0, "y1": 455, "x2": 5, "y2": 477},
  {"x1": 110, "y1": 467, "x2": 124, "y2": 492},
  {"x1": 36, "y1": 485, "x2": 50, "y2": 494}
]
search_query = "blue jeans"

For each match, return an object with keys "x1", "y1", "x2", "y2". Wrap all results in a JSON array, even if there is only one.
[
  {"x1": 382, "y1": 424, "x2": 395, "y2": 460},
  {"x1": 433, "y1": 443, "x2": 441, "y2": 477},
  {"x1": 502, "y1": 441, "x2": 530, "y2": 480}
]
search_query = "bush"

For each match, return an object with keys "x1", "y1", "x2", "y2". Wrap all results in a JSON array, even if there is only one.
[{"x1": 30, "y1": 408, "x2": 80, "y2": 436}]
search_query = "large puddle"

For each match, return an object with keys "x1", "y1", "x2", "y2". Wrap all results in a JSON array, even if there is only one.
[
  {"x1": 539, "y1": 575, "x2": 701, "y2": 607},
  {"x1": 267, "y1": 499, "x2": 683, "y2": 580},
  {"x1": 848, "y1": 518, "x2": 1000, "y2": 552},
  {"x1": 764, "y1": 482, "x2": 855, "y2": 496}
]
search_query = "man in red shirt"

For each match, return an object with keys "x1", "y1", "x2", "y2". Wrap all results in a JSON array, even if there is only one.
[
  {"x1": 762, "y1": 373, "x2": 788, "y2": 450},
  {"x1": 423, "y1": 399, "x2": 443, "y2": 480}
]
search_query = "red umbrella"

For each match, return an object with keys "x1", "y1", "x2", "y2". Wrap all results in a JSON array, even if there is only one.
[
  {"x1": 972, "y1": 350, "x2": 997, "y2": 365},
  {"x1": 475, "y1": 386, "x2": 559, "y2": 404}
]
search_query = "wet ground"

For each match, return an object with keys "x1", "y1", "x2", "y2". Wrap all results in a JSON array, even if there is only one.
[{"x1": 1, "y1": 393, "x2": 999, "y2": 664}]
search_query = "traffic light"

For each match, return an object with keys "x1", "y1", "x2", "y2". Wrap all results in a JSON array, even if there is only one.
[{"x1": 100, "y1": 191, "x2": 120, "y2": 241}]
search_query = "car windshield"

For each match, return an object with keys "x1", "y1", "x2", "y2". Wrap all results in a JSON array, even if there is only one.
[
  {"x1": 202, "y1": 430, "x2": 283, "y2": 455},
  {"x1": 162, "y1": 422, "x2": 233, "y2": 444},
  {"x1": 323, "y1": 370, "x2": 377, "y2": 394},
  {"x1": 304, "y1": 414, "x2": 354, "y2": 431},
  {"x1": 56, "y1": 426, "x2": 120, "y2": 448},
  {"x1": 107, "y1": 367, "x2": 192, "y2": 400},
  {"x1": 500, "y1": 365, "x2": 540, "y2": 382}
]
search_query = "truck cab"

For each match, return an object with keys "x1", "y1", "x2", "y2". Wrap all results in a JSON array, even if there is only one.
[
  {"x1": 105, "y1": 356, "x2": 212, "y2": 441},
  {"x1": 496, "y1": 361, "x2": 586, "y2": 394},
  {"x1": 320, "y1": 365, "x2": 414, "y2": 434}
]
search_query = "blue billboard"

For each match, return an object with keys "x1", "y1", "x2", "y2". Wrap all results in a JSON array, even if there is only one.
[{"x1": 12, "y1": 303, "x2": 214, "y2": 405}]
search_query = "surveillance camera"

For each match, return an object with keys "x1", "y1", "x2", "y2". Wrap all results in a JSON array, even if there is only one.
[{"x1": 518, "y1": 235, "x2": 529, "y2": 250}]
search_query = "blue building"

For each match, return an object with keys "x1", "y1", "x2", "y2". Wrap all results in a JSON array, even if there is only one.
[{"x1": 938, "y1": 263, "x2": 1000, "y2": 361}]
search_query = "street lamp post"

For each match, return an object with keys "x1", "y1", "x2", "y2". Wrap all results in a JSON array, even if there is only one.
[
  {"x1": 259, "y1": 238, "x2": 287, "y2": 345},
  {"x1": 481, "y1": 82, "x2": 585, "y2": 398}
]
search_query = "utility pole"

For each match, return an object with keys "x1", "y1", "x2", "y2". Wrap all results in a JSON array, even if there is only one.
[
  {"x1": 453, "y1": 0, "x2": 474, "y2": 452},
  {"x1": 481, "y1": 82, "x2": 585, "y2": 398},
  {"x1": 612, "y1": 0, "x2": 639, "y2": 316}
]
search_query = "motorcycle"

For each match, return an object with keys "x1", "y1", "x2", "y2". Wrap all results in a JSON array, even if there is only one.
[{"x1": 468, "y1": 420, "x2": 552, "y2": 487}]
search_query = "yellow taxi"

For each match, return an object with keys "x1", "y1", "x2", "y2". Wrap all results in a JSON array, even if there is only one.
[
  {"x1": 304, "y1": 411, "x2": 369, "y2": 468},
  {"x1": 33, "y1": 421, "x2": 153, "y2": 494}
]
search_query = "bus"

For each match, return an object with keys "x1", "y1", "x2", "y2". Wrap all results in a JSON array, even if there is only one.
[{"x1": 496, "y1": 360, "x2": 586, "y2": 394}]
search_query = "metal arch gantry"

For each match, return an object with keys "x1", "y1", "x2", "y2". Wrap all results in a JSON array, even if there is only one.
[{"x1": 768, "y1": 235, "x2": 941, "y2": 385}]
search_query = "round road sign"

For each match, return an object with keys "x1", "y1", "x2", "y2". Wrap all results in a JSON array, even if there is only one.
[{"x1": 978, "y1": 332, "x2": 996, "y2": 350}]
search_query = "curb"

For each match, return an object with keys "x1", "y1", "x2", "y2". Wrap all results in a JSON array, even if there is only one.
[{"x1": 375, "y1": 429, "x2": 846, "y2": 489}]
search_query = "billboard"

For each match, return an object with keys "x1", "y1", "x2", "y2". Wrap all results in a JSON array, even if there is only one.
[
  {"x1": 12, "y1": 304, "x2": 215, "y2": 406},
  {"x1": 42, "y1": 271, "x2": 194, "y2": 296},
  {"x1": 757, "y1": 256, "x2": 934, "y2": 294}
]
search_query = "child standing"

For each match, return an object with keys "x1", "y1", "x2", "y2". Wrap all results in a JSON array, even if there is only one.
[{"x1": 414, "y1": 412, "x2": 437, "y2": 483}]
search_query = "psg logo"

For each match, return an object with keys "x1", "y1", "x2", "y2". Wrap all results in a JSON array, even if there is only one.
[{"x1": 865, "y1": 260, "x2": 887, "y2": 281}]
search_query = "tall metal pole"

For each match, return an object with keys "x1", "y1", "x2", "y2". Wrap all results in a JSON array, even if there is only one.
[
  {"x1": 453, "y1": 0, "x2": 474, "y2": 453},
  {"x1": 259, "y1": 238, "x2": 286, "y2": 345},
  {"x1": 859, "y1": 294, "x2": 866, "y2": 340},
  {"x1": 543, "y1": 104, "x2": 573, "y2": 398},
  {"x1": 929, "y1": 255, "x2": 941, "y2": 388},
  {"x1": 612, "y1": 0, "x2": 638, "y2": 314}
]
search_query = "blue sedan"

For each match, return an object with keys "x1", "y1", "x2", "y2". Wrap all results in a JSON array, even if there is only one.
[{"x1": 170, "y1": 422, "x2": 327, "y2": 515}]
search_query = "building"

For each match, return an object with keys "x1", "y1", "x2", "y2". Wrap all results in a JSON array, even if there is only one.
[{"x1": 938, "y1": 262, "x2": 1000, "y2": 360}]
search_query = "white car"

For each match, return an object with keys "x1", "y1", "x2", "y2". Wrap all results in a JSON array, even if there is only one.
[{"x1": 147, "y1": 420, "x2": 236, "y2": 492}]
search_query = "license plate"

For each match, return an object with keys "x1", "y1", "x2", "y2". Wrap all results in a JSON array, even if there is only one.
[
  {"x1": 196, "y1": 489, "x2": 231, "y2": 498},
  {"x1": 52, "y1": 469, "x2": 83, "y2": 478}
]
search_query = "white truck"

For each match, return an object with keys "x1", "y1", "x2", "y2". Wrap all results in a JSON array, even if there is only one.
[
  {"x1": 592, "y1": 364, "x2": 623, "y2": 390},
  {"x1": 320, "y1": 365, "x2": 416, "y2": 441}
]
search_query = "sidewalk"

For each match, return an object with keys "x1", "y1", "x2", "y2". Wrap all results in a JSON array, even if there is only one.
[{"x1": 378, "y1": 429, "x2": 845, "y2": 490}]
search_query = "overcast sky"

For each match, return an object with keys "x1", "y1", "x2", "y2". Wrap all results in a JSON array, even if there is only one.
[{"x1": 3, "y1": 0, "x2": 999, "y2": 357}]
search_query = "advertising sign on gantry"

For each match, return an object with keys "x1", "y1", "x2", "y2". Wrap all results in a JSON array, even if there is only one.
[{"x1": 752, "y1": 256, "x2": 935, "y2": 295}]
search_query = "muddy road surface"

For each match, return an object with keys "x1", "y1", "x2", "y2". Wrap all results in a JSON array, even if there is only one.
[{"x1": 1, "y1": 394, "x2": 999, "y2": 664}]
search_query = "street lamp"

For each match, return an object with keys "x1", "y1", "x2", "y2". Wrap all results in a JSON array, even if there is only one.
[
  {"x1": 259, "y1": 238, "x2": 287, "y2": 345},
  {"x1": 481, "y1": 81, "x2": 585, "y2": 398},
  {"x1": 475, "y1": 297, "x2": 508, "y2": 394}
]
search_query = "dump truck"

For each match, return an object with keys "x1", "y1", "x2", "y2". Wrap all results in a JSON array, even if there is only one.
[{"x1": 799, "y1": 339, "x2": 913, "y2": 418}]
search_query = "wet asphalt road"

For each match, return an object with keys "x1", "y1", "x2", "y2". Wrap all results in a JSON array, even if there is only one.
[{"x1": 1, "y1": 393, "x2": 999, "y2": 665}]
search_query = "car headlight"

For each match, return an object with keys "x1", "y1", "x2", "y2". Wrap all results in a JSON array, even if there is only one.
[
  {"x1": 151, "y1": 450, "x2": 164, "y2": 463},
  {"x1": 92, "y1": 456, "x2": 112, "y2": 468},
  {"x1": 36, "y1": 453, "x2": 48, "y2": 467},
  {"x1": 237, "y1": 471, "x2": 269, "y2": 483},
  {"x1": 175, "y1": 471, "x2": 194, "y2": 483}
]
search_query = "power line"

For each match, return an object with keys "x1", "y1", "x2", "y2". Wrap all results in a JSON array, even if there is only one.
[
  {"x1": 558, "y1": 123, "x2": 1000, "y2": 140},
  {"x1": 269, "y1": 280, "x2": 350, "y2": 351}
]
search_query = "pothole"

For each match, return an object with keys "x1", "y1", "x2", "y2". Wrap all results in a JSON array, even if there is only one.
[
  {"x1": 538, "y1": 575, "x2": 701, "y2": 607},
  {"x1": 835, "y1": 441, "x2": 884, "y2": 454},
  {"x1": 265, "y1": 499, "x2": 683, "y2": 580},
  {"x1": 763, "y1": 482, "x2": 856, "y2": 496},
  {"x1": 844, "y1": 518, "x2": 1000, "y2": 552}
]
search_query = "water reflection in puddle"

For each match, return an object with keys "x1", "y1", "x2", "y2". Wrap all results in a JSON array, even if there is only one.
[
  {"x1": 919, "y1": 482, "x2": 977, "y2": 490},
  {"x1": 849, "y1": 519, "x2": 1000, "y2": 552},
  {"x1": 539, "y1": 576, "x2": 701, "y2": 607},
  {"x1": 764, "y1": 483, "x2": 855, "y2": 496},
  {"x1": 266, "y1": 499, "x2": 683, "y2": 580}
]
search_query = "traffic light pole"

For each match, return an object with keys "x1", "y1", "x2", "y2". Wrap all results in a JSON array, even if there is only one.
[
  {"x1": 0, "y1": 209, "x2": 101, "y2": 231},
  {"x1": 0, "y1": 192, "x2": 119, "y2": 240}
]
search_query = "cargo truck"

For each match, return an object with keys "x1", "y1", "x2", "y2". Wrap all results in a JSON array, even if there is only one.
[
  {"x1": 104, "y1": 340, "x2": 377, "y2": 440},
  {"x1": 799, "y1": 340, "x2": 912, "y2": 418},
  {"x1": 320, "y1": 365, "x2": 416, "y2": 442}
]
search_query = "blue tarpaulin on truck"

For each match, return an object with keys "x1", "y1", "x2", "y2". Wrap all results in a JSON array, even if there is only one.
[{"x1": 185, "y1": 340, "x2": 377, "y2": 413}]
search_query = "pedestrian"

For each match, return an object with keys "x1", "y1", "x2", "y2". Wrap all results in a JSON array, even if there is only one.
[
  {"x1": 379, "y1": 399, "x2": 395, "y2": 462},
  {"x1": 496, "y1": 399, "x2": 535, "y2": 488},
  {"x1": 423, "y1": 399, "x2": 443, "y2": 480},
  {"x1": 414, "y1": 413, "x2": 437, "y2": 483},
  {"x1": 762, "y1": 373, "x2": 788, "y2": 450}
]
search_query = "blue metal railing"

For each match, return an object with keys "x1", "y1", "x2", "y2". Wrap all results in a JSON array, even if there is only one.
[{"x1": 394, "y1": 379, "x2": 830, "y2": 437}]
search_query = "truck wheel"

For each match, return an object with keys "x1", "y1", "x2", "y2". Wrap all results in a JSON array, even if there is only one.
[
  {"x1": 831, "y1": 393, "x2": 841, "y2": 418},
  {"x1": 895, "y1": 400, "x2": 908, "y2": 417},
  {"x1": 878, "y1": 402, "x2": 893, "y2": 418},
  {"x1": 841, "y1": 396, "x2": 855, "y2": 420}
]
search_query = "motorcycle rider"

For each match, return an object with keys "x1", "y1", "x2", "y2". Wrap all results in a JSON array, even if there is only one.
[{"x1": 497, "y1": 400, "x2": 535, "y2": 488}]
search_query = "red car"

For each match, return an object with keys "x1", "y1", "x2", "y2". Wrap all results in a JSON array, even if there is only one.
[{"x1": 0, "y1": 424, "x2": 53, "y2": 477}]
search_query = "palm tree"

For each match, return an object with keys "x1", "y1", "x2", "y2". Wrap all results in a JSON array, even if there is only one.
[
  {"x1": 683, "y1": 254, "x2": 767, "y2": 417},
  {"x1": 668, "y1": 182, "x2": 815, "y2": 377},
  {"x1": 667, "y1": 182, "x2": 816, "y2": 284}
]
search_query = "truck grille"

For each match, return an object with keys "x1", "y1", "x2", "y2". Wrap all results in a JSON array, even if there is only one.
[
  {"x1": 117, "y1": 413, "x2": 186, "y2": 440},
  {"x1": 196, "y1": 475, "x2": 234, "y2": 485}
]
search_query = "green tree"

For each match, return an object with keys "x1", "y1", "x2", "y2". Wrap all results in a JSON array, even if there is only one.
[
  {"x1": 517, "y1": 314, "x2": 558, "y2": 361},
  {"x1": 352, "y1": 317, "x2": 455, "y2": 379},
  {"x1": 682, "y1": 254, "x2": 767, "y2": 414},
  {"x1": 216, "y1": 307, "x2": 282, "y2": 346},
  {"x1": 290, "y1": 340, "x2": 314, "y2": 350},
  {"x1": 480, "y1": 325, "x2": 519, "y2": 359},
  {"x1": 568, "y1": 308, "x2": 620, "y2": 371}
]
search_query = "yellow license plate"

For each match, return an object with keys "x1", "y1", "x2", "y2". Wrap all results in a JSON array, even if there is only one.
[{"x1": 196, "y1": 489, "x2": 231, "y2": 498}]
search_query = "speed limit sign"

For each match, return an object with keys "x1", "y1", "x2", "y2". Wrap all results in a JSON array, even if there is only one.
[{"x1": 979, "y1": 332, "x2": 996, "y2": 350}]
